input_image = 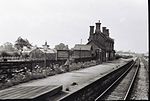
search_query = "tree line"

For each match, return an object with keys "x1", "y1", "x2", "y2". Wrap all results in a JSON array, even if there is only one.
[{"x1": 0, "y1": 37, "x2": 69, "y2": 57}]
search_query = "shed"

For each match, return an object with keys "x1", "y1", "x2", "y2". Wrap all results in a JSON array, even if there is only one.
[
  {"x1": 57, "y1": 50, "x2": 69, "y2": 60},
  {"x1": 72, "y1": 44, "x2": 93, "y2": 59}
]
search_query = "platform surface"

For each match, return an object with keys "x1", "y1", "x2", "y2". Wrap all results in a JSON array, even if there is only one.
[{"x1": 0, "y1": 85, "x2": 62, "y2": 100}]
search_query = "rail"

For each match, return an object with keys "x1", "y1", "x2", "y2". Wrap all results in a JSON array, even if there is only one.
[
  {"x1": 58, "y1": 59, "x2": 135, "y2": 101},
  {"x1": 95, "y1": 58, "x2": 140, "y2": 100},
  {"x1": 123, "y1": 58, "x2": 140, "y2": 100}
]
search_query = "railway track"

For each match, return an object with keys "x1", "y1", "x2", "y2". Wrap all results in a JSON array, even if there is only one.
[
  {"x1": 95, "y1": 58, "x2": 140, "y2": 100},
  {"x1": 129, "y1": 57, "x2": 149, "y2": 100}
]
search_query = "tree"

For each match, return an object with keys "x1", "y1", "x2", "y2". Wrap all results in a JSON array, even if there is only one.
[
  {"x1": 3, "y1": 42, "x2": 15, "y2": 51},
  {"x1": 0, "y1": 45, "x2": 3, "y2": 49},
  {"x1": 14, "y1": 37, "x2": 32, "y2": 51},
  {"x1": 54, "y1": 43, "x2": 69, "y2": 50}
]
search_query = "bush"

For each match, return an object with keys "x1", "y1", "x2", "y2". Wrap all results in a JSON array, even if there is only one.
[
  {"x1": 0, "y1": 51, "x2": 11, "y2": 57},
  {"x1": 13, "y1": 52, "x2": 20, "y2": 57},
  {"x1": 115, "y1": 54, "x2": 122, "y2": 59}
]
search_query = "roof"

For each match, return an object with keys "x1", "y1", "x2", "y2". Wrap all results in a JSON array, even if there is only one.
[
  {"x1": 73, "y1": 44, "x2": 92, "y2": 51},
  {"x1": 87, "y1": 40, "x2": 105, "y2": 50},
  {"x1": 106, "y1": 36, "x2": 114, "y2": 42},
  {"x1": 22, "y1": 47, "x2": 37, "y2": 54},
  {"x1": 39, "y1": 48, "x2": 57, "y2": 53}
]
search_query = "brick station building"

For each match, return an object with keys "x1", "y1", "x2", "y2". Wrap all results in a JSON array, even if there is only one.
[{"x1": 87, "y1": 21, "x2": 115, "y2": 62}]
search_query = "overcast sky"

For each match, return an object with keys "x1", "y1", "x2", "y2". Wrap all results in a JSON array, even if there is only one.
[{"x1": 0, "y1": 0, "x2": 148, "y2": 53}]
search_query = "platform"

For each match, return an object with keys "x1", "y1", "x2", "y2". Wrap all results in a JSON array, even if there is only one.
[
  {"x1": 0, "y1": 58, "x2": 134, "y2": 100},
  {"x1": 0, "y1": 85, "x2": 62, "y2": 100}
]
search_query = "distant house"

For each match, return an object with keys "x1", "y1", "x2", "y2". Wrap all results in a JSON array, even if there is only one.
[
  {"x1": 72, "y1": 44, "x2": 93, "y2": 59},
  {"x1": 29, "y1": 48, "x2": 57, "y2": 60},
  {"x1": 22, "y1": 46, "x2": 35, "y2": 57},
  {"x1": 29, "y1": 42, "x2": 57, "y2": 60}
]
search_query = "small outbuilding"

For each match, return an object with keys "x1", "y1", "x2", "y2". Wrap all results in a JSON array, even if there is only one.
[{"x1": 71, "y1": 44, "x2": 94, "y2": 59}]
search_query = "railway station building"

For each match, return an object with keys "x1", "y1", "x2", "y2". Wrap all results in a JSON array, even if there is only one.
[{"x1": 87, "y1": 21, "x2": 115, "y2": 62}]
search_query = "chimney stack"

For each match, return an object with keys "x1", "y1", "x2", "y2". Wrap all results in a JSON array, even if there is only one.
[
  {"x1": 89, "y1": 26, "x2": 94, "y2": 34},
  {"x1": 106, "y1": 29, "x2": 109, "y2": 36},
  {"x1": 102, "y1": 27, "x2": 107, "y2": 34},
  {"x1": 95, "y1": 20, "x2": 101, "y2": 33}
]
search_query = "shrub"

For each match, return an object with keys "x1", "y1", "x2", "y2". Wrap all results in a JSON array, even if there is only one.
[{"x1": 1, "y1": 51, "x2": 11, "y2": 57}]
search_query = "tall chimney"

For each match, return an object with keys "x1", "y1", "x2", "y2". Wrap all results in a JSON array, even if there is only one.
[
  {"x1": 95, "y1": 20, "x2": 101, "y2": 33},
  {"x1": 102, "y1": 27, "x2": 107, "y2": 35},
  {"x1": 106, "y1": 29, "x2": 109, "y2": 36},
  {"x1": 90, "y1": 26, "x2": 94, "y2": 34}
]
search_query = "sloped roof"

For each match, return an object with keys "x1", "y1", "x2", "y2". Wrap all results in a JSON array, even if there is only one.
[
  {"x1": 73, "y1": 44, "x2": 92, "y2": 51},
  {"x1": 39, "y1": 48, "x2": 57, "y2": 53},
  {"x1": 22, "y1": 47, "x2": 37, "y2": 54},
  {"x1": 87, "y1": 40, "x2": 105, "y2": 50}
]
